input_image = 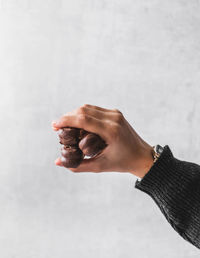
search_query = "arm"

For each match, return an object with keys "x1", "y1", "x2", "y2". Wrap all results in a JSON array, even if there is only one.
[
  {"x1": 135, "y1": 145, "x2": 200, "y2": 249},
  {"x1": 52, "y1": 104, "x2": 200, "y2": 249}
]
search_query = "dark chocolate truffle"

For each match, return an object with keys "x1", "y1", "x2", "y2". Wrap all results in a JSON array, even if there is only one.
[
  {"x1": 57, "y1": 126, "x2": 107, "y2": 168},
  {"x1": 58, "y1": 127, "x2": 80, "y2": 146},
  {"x1": 79, "y1": 133, "x2": 107, "y2": 157},
  {"x1": 61, "y1": 145, "x2": 83, "y2": 159},
  {"x1": 60, "y1": 146, "x2": 84, "y2": 168},
  {"x1": 61, "y1": 156, "x2": 83, "y2": 168}
]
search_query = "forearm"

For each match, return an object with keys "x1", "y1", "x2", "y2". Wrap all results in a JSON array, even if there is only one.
[{"x1": 135, "y1": 145, "x2": 200, "y2": 249}]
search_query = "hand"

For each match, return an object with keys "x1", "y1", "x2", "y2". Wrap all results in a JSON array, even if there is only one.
[{"x1": 52, "y1": 104, "x2": 154, "y2": 178}]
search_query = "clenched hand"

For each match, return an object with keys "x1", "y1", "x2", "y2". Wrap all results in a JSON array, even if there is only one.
[{"x1": 52, "y1": 104, "x2": 154, "y2": 178}]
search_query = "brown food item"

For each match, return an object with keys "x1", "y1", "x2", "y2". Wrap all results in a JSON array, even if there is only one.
[
  {"x1": 60, "y1": 145, "x2": 84, "y2": 168},
  {"x1": 79, "y1": 133, "x2": 107, "y2": 157},
  {"x1": 58, "y1": 127, "x2": 80, "y2": 146},
  {"x1": 61, "y1": 145, "x2": 83, "y2": 159},
  {"x1": 79, "y1": 129, "x2": 88, "y2": 140},
  {"x1": 58, "y1": 127, "x2": 107, "y2": 168},
  {"x1": 60, "y1": 155, "x2": 83, "y2": 168}
]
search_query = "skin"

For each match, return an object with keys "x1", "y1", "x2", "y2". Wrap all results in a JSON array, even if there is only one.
[{"x1": 52, "y1": 104, "x2": 154, "y2": 178}]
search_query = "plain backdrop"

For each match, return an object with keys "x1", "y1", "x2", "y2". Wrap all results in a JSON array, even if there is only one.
[{"x1": 0, "y1": 0, "x2": 200, "y2": 257}]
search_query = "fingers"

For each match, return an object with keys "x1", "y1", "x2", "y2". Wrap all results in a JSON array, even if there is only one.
[
  {"x1": 83, "y1": 104, "x2": 117, "y2": 113},
  {"x1": 55, "y1": 156, "x2": 104, "y2": 173},
  {"x1": 74, "y1": 105, "x2": 118, "y2": 121},
  {"x1": 52, "y1": 114, "x2": 109, "y2": 142},
  {"x1": 62, "y1": 105, "x2": 117, "y2": 122},
  {"x1": 52, "y1": 105, "x2": 123, "y2": 136},
  {"x1": 52, "y1": 126, "x2": 59, "y2": 131}
]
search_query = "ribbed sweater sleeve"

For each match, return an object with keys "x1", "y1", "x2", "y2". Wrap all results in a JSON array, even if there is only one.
[{"x1": 135, "y1": 145, "x2": 200, "y2": 249}]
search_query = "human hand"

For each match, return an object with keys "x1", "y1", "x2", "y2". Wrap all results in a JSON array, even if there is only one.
[{"x1": 52, "y1": 104, "x2": 154, "y2": 178}]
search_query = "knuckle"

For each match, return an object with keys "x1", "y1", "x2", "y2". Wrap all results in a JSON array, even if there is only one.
[
  {"x1": 78, "y1": 114, "x2": 90, "y2": 125},
  {"x1": 78, "y1": 114, "x2": 86, "y2": 124},
  {"x1": 83, "y1": 104, "x2": 90, "y2": 108},
  {"x1": 78, "y1": 106, "x2": 87, "y2": 115},
  {"x1": 113, "y1": 108, "x2": 122, "y2": 114},
  {"x1": 114, "y1": 112, "x2": 124, "y2": 125}
]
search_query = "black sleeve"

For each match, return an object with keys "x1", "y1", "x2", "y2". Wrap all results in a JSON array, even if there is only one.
[{"x1": 135, "y1": 145, "x2": 200, "y2": 249}]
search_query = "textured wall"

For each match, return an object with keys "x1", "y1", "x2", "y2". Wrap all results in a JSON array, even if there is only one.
[{"x1": 0, "y1": 0, "x2": 200, "y2": 257}]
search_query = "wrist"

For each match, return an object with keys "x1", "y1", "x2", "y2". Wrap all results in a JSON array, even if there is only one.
[{"x1": 130, "y1": 145, "x2": 154, "y2": 178}]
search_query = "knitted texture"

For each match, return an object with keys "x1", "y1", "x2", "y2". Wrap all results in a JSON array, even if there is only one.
[{"x1": 135, "y1": 145, "x2": 200, "y2": 249}]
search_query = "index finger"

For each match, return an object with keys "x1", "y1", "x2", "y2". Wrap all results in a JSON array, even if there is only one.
[{"x1": 52, "y1": 114, "x2": 110, "y2": 142}]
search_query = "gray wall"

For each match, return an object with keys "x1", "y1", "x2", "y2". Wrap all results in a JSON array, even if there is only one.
[{"x1": 0, "y1": 0, "x2": 200, "y2": 257}]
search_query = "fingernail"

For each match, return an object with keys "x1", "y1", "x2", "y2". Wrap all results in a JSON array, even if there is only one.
[
  {"x1": 55, "y1": 158, "x2": 62, "y2": 166},
  {"x1": 52, "y1": 121, "x2": 58, "y2": 126}
]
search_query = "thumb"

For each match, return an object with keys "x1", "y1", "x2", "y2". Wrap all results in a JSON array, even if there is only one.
[{"x1": 55, "y1": 155, "x2": 104, "y2": 173}]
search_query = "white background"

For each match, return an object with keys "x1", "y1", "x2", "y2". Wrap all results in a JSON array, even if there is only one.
[{"x1": 0, "y1": 0, "x2": 200, "y2": 257}]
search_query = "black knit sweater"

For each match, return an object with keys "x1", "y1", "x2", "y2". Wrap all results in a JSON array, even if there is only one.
[{"x1": 135, "y1": 145, "x2": 200, "y2": 249}]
